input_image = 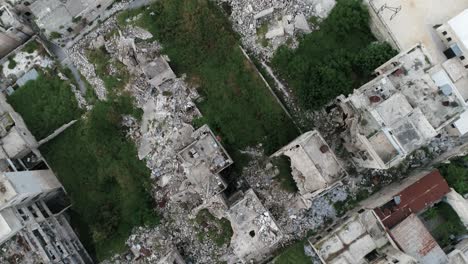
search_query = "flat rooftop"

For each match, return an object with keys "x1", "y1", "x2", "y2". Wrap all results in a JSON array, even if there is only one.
[
  {"x1": 369, "y1": 0, "x2": 468, "y2": 63},
  {"x1": 344, "y1": 45, "x2": 465, "y2": 167},
  {"x1": 310, "y1": 210, "x2": 397, "y2": 264},
  {"x1": 228, "y1": 189, "x2": 282, "y2": 262},
  {"x1": 178, "y1": 125, "x2": 232, "y2": 198},
  {"x1": 447, "y1": 9, "x2": 468, "y2": 51},
  {"x1": 272, "y1": 131, "x2": 346, "y2": 196}
]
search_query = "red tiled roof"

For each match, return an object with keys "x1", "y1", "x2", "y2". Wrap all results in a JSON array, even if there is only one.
[{"x1": 374, "y1": 170, "x2": 450, "y2": 229}]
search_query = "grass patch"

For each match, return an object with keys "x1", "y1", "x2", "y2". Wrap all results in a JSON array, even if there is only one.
[
  {"x1": 7, "y1": 56, "x2": 17, "y2": 69},
  {"x1": 257, "y1": 22, "x2": 269, "y2": 47},
  {"x1": 271, "y1": 0, "x2": 397, "y2": 110},
  {"x1": 8, "y1": 70, "x2": 83, "y2": 139},
  {"x1": 274, "y1": 239, "x2": 313, "y2": 264},
  {"x1": 40, "y1": 96, "x2": 158, "y2": 261},
  {"x1": 50, "y1": 31, "x2": 62, "y2": 39},
  {"x1": 194, "y1": 209, "x2": 233, "y2": 247},
  {"x1": 439, "y1": 156, "x2": 468, "y2": 195},
  {"x1": 87, "y1": 47, "x2": 130, "y2": 91},
  {"x1": 333, "y1": 189, "x2": 371, "y2": 216},
  {"x1": 421, "y1": 202, "x2": 466, "y2": 248},
  {"x1": 117, "y1": 0, "x2": 298, "y2": 158},
  {"x1": 271, "y1": 156, "x2": 297, "y2": 192},
  {"x1": 23, "y1": 40, "x2": 40, "y2": 54}
]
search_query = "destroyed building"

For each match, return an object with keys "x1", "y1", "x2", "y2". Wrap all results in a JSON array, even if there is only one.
[
  {"x1": 339, "y1": 44, "x2": 468, "y2": 169},
  {"x1": 271, "y1": 130, "x2": 347, "y2": 205},
  {"x1": 143, "y1": 56, "x2": 177, "y2": 89},
  {"x1": 156, "y1": 249, "x2": 186, "y2": 264},
  {"x1": 178, "y1": 125, "x2": 233, "y2": 200},
  {"x1": 0, "y1": 87, "x2": 93, "y2": 263},
  {"x1": 228, "y1": 189, "x2": 283, "y2": 263},
  {"x1": 15, "y1": 0, "x2": 114, "y2": 40},
  {"x1": 0, "y1": 169, "x2": 93, "y2": 264},
  {"x1": 309, "y1": 210, "x2": 417, "y2": 264},
  {"x1": 0, "y1": 3, "x2": 33, "y2": 59}
]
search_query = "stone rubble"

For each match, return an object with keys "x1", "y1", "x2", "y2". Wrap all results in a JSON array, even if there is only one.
[
  {"x1": 222, "y1": 0, "x2": 336, "y2": 59},
  {"x1": 66, "y1": 4, "x2": 468, "y2": 264},
  {"x1": 70, "y1": 17, "x2": 240, "y2": 264}
]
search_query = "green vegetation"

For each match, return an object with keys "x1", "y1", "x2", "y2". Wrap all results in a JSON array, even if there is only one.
[
  {"x1": 9, "y1": 63, "x2": 154, "y2": 259},
  {"x1": 194, "y1": 209, "x2": 233, "y2": 247},
  {"x1": 271, "y1": 156, "x2": 297, "y2": 192},
  {"x1": 271, "y1": 0, "x2": 397, "y2": 110},
  {"x1": 87, "y1": 47, "x2": 130, "y2": 91},
  {"x1": 23, "y1": 40, "x2": 40, "y2": 54},
  {"x1": 333, "y1": 189, "x2": 371, "y2": 216},
  {"x1": 117, "y1": 0, "x2": 298, "y2": 157},
  {"x1": 40, "y1": 96, "x2": 157, "y2": 260},
  {"x1": 50, "y1": 31, "x2": 62, "y2": 39},
  {"x1": 439, "y1": 156, "x2": 468, "y2": 195},
  {"x1": 274, "y1": 239, "x2": 313, "y2": 264},
  {"x1": 257, "y1": 22, "x2": 269, "y2": 47},
  {"x1": 421, "y1": 202, "x2": 466, "y2": 248},
  {"x1": 72, "y1": 16, "x2": 82, "y2": 23},
  {"x1": 8, "y1": 71, "x2": 83, "y2": 139},
  {"x1": 7, "y1": 56, "x2": 17, "y2": 69}
]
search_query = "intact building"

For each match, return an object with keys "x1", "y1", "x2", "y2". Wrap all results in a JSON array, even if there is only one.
[
  {"x1": 309, "y1": 210, "x2": 417, "y2": 264},
  {"x1": 339, "y1": 45, "x2": 467, "y2": 169}
]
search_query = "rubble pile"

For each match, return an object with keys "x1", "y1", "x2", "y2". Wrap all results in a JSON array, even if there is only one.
[
  {"x1": 0, "y1": 235, "x2": 42, "y2": 264},
  {"x1": 71, "y1": 19, "x2": 239, "y2": 263},
  {"x1": 67, "y1": 18, "x2": 122, "y2": 100},
  {"x1": 241, "y1": 146, "x2": 348, "y2": 241},
  {"x1": 223, "y1": 0, "x2": 335, "y2": 58}
]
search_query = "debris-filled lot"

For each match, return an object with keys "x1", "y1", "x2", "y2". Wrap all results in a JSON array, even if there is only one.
[{"x1": 4, "y1": 0, "x2": 465, "y2": 263}]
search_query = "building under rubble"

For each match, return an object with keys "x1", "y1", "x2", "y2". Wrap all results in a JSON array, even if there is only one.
[
  {"x1": 178, "y1": 125, "x2": 233, "y2": 200},
  {"x1": 271, "y1": 130, "x2": 347, "y2": 205},
  {"x1": 228, "y1": 189, "x2": 283, "y2": 263},
  {"x1": 339, "y1": 44, "x2": 468, "y2": 169},
  {"x1": 0, "y1": 3, "x2": 33, "y2": 59}
]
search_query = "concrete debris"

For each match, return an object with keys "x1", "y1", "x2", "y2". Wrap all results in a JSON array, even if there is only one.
[
  {"x1": 254, "y1": 7, "x2": 275, "y2": 20},
  {"x1": 66, "y1": 3, "x2": 468, "y2": 264},
  {"x1": 70, "y1": 83, "x2": 90, "y2": 110},
  {"x1": 294, "y1": 13, "x2": 311, "y2": 33},
  {"x1": 265, "y1": 22, "x2": 285, "y2": 39},
  {"x1": 223, "y1": 0, "x2": 336, "y2": 58}
]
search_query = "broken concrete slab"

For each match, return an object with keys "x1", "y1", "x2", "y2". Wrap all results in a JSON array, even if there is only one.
[
  {"x1": 294, "y1": 13, "x2": 311, "y2": 33},
  {"x1": 265, "y1": 22, "x2": 285, "y2": 39},
  {"x1": 254, "y1": 7, "x2": 274, "y2": 20}
]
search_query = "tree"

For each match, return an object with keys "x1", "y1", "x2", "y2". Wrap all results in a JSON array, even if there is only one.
[{"x1": 354, "y1": 42, "x2": 398, "y2": 78}]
